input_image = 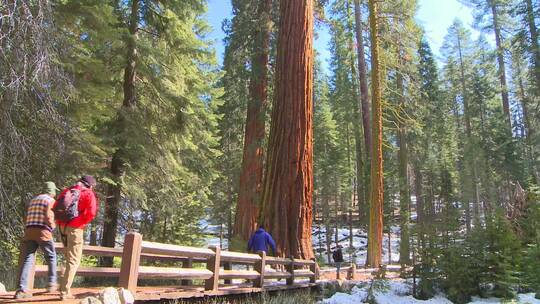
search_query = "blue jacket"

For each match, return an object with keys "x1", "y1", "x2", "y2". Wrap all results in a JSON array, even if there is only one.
[{"x1": 248, "y1": 228, "x2": 276, "y2": 255}]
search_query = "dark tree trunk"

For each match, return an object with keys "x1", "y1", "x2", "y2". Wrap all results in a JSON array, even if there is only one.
[
  {"x1": 526, "y1": 0, "x2": 540, "y2": 93},
  {"x1": 396, "y1": 68, "x2": 410, "y2": 266},
  {"x1": 353, "y1": 0, "x2": 371, "y2": 156},
  {"x1": 259, "y1": 0, "x2": 314, "y2": 259},
  {"x1": 353, "y1": 0, "x2": 371, "y2": 222},
  {"x1": 101, "y1": 0, "x2": 139, "y2": 266},
  {"x1": 414, "y1": 164, "x2": 425, "y2": 250},
  {"x1": 367, "y1": 0, "x2": 383, "y2": 268},
  {"x1": 234, "y1": 0, "x2": 272, "y2": 242},
  {"x1": 457, "y1": 33, "x2": 479, "y2": 232},
  {"x1": 490, "y1": 0, "x2": 512, "y2": 130}
]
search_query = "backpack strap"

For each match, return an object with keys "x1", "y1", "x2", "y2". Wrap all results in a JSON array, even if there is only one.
[{"x1": 59, "y1": 224, "x2": 68, "y2": 246}]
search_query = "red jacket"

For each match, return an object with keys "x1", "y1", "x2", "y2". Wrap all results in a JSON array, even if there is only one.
[{"x1": 55, "y1": 184, "x2": 98, "y2": 229}]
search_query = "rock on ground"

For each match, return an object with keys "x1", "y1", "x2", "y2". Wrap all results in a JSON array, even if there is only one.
[
  {"x1": 79, "y1": 296, "x2": 103, "y2": 304},
  {"x1": 100, "y1": 287, "x2": 120, "y2": 304},
  {"x1": 118, "y1": 288, "x2": 134, "y2": 304}
]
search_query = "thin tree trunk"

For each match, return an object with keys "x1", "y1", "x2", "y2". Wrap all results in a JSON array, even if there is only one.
[
  {"x1": 101, "y1": 0, "x2": 139, "y2": 267},
  {"x1": 259, "y1": 0, "x2": 314, "y2": 259},
  {"x1": 525, "y1": 0, "x2": 540, "y2": 93},
  {"x1": 516, "y1": 57, "x2": 538, "y2": 183},
  {"x1": 396, "y1": 67, "x2": 410, "y2": 266},
  {"x1": 456, "y1": 33, "x2": 479, "y2": 232},
  {"x1": 367, "y1": 0, "x2": 383, "y2": 268},
  {"x1": 414, "y1": 165, "x2": 425, "y2": 250},
  {"x1": 489, "y1": 0, "x2": 512, "y2": 130},
  {"x1": 324, "y1": 196, "x2": 332, "y2": 264},
  {"x1": 353, "y1": 0, "x2": 371, "y2": 156},
  {"x1": 234, "y1": 0, "x2": 271, "y2": 242},
  {"x1": 353, "y1": 0, "x2": 371, "y2": 222}
]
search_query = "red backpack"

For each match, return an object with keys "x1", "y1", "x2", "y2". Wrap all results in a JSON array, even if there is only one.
[{"x1": 53, "y1": 187, "x2": 81, "y2": 222}]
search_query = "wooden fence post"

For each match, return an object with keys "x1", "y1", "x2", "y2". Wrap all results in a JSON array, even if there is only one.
[
  {"x1": 286, "y1": 257, "x2": 295, "y2": 285},
  {"x1": 309, "y1": 259, "x2": 318, "y2": 283},
  {"x1": 205, "y1": 246, "x2": 221, "y2": 291},
  {"x1": 346, "y1": 262, "x2": 356, "y2": 281},
  {"x1": 253, "y1": 251, "x2": 266, "y2": 288},
  {"x1": 119, "y1": 232, "x2": 142, "y2": 294},
  {"x1": 181, "y1": 258, "x2": 193, "y2": 286},
  {"x1": 223, "y1": 262, "x2": 232, "y2": 285}
]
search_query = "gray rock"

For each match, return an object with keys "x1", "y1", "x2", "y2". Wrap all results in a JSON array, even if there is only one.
[
  {"x1": 117, "y1": 288, "x2": 134, "y2": 304},
  {"x1": 0, "y1": 282, "x2": 5, "y2": 293},
  {"x1": 79, "y1": 296, "x2": 103, "y2": 304},
  {"x1": 100, "y1": 287, "x2": 120, "y2": 304}
]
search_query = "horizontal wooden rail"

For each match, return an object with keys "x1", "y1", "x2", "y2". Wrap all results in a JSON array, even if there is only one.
[
  {"x1": 264, "y1": 271, "x2": 292, "y2": 279},
  {"x1": 219, "y1": 270, "x2": 260, "y2": 280},
  {"x1": 220, "y1": 251, "x2": 261, "y2": 264},
  {"x1": 293, "y1": 269, "x2": 315, "y2": 277},
  {"x1": 35, "y1": 265, "x2": 121, "y2": 277},
  {"x1": 52, "y1": 242, "x2": 207, "y2": 262},
  {"x1": 24, "y1": 232, "x2": 320, "y2": 295},
  {"x1": 141, "y1": 241, "x2": 214, "y2": 259},
  {"x1": 138, "y1": 266, "x2": 213, "y2": 279},
  {"x1": 53, "y1": 243, "x2": 123, "y2": 257}
]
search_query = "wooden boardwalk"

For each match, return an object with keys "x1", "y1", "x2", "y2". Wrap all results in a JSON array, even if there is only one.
[
  {"x1": 1, "y1": 282, "x2": 319, "y2": 303},
  {"x1": 4, "y1": 232, "x2": 319, "y2": 303}
]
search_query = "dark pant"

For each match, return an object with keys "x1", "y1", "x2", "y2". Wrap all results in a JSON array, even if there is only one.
[{"x1": 18, "y1": 239, "x2": 57, "y2": 291}]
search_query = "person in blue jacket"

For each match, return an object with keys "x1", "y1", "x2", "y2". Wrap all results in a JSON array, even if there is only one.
[{"x1": 248, "y1": 225, "x2": 277, "y2": 256}]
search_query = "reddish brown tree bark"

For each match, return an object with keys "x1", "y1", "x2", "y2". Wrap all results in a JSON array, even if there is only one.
[
  {"x1": 234, "y1": 0, "x2": 272, "y2": 242},
  {"x1": 259, "y1": 0, "x2": 314, "y2": 259},
  {"x1": 367, "y1": 0, "x2": 383, "y2": 268}
]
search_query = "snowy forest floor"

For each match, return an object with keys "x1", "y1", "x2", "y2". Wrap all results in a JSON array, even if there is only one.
[{"x1": 319, "y1": 279, "x2": 540, "y2": 304}]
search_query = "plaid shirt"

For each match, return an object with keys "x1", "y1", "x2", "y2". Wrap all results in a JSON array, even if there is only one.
[{"x1": 25, "y1": 194, "x2": 55, "y2": 231}]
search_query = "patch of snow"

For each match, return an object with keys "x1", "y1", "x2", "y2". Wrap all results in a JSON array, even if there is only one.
[
  {"x1": 468, "y1": 294, "x2": 540, "y2": 303},
  {"x1": 320, "y1": 279, "x2": 540, "y2": 304},
  {"x1": 517, "y1": 294, "x2": 540, "y2": 304}
]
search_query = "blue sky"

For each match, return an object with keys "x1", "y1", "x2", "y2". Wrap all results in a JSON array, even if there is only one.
[{"x1": 205, "y1": 0, "x2": 476, "y2": 70}]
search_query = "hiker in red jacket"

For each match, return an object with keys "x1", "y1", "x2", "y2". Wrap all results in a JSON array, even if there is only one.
[{"x1": 53, "y1": 175, "x2": 97, "y2": 300}]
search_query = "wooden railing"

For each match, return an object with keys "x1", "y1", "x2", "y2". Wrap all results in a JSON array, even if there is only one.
[{"x1": 28, "y1": 232, "x2": 318, "y2": 294}]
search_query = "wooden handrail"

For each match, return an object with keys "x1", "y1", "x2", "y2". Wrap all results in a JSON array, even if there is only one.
[
  {"x1": 25, "y1": 232, "x2": 321, "y2": 295},
  {"x1": 141, "y1": 241, "x2": 214, "y2": 259}
]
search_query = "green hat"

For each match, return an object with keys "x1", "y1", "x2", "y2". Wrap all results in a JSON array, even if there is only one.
[{"x1": 44, "y1": 181, "x2": 59, "y2": 196}]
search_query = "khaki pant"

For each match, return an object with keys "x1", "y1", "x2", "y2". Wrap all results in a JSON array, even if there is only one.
[{"x1": 60, "y1": 226, "x2": 83, "y2": 295}]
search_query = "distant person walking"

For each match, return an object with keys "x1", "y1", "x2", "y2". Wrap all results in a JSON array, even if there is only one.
[
  {"x1": 15, "y1": 182, "x2": 59, "y2": 299},
  {"x1": 248, "y1": 225, "x2": 277, "y2": 256},
  {"x1": 332, "y1": 245, "x2": 344, "y2": 279},
  {"x1": 53, "y1": 175, "x2": 97, "y2": 300}
]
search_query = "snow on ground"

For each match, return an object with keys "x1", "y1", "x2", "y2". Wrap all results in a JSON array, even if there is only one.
[
  {"x1": 203, "y1": 223, "x2": 402, "y2": 266},
  {"x1": 319, "y1": 279, "x2": 540, "y2": 304},
  {"x1": 313, "y1": 226, "x2": 401, "y2": 265},
  {"x1": 468, "y1": 294, "x2": 540, "y2": 303}
]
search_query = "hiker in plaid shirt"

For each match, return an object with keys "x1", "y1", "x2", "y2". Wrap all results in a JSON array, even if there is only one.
[{"x1": 15, "y1": 182, "x2": 59, "y2": 299}]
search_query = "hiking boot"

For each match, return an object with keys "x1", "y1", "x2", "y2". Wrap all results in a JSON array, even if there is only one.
[
  {"x1": 14, "y1": 290, "x2": 32, "y2": 299},
  {"x1": 47, "y1": 283, "x2": 58, "y2": 293},
  {"x1": 60, "y1": 292, "x2": 75, "y2": 300}
]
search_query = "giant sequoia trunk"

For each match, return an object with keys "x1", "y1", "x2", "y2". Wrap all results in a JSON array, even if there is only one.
[
  {"x1": 259, "y1": 0, "x2": 314, "y2": 259},
  {"x1": 234, "y1": 0, "x2": 272, "y2": 242},
  {"x1": 489, "y1": 0, "x2": 511, "y2": 130},
  {"x1": 367, "y1": 0, "x2": 383, "y2": 268},
  {"x1": 101, "y1": 0, "x2": 139, "y2": 266}
]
